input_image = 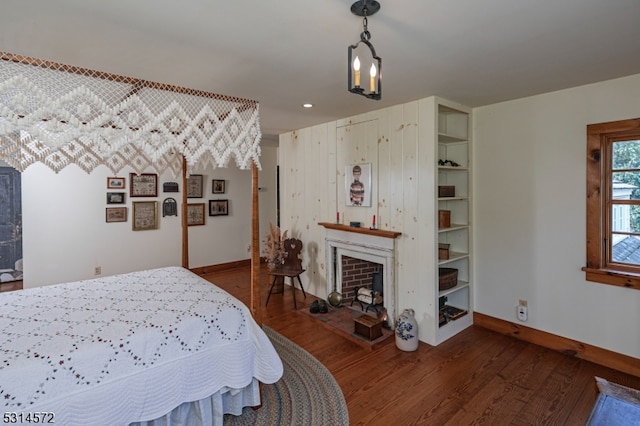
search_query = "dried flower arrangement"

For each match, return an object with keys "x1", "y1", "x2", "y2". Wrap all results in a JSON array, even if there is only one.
[{"x1": 262, "y1": 222, "x2": 288, "y2": 268}]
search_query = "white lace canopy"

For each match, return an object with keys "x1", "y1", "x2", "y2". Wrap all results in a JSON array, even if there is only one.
[{"x1": 0, "y1": 52, "x2": 262, "y2": 175}]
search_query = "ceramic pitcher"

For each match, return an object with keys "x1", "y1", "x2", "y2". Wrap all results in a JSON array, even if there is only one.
[{"x1": 395, "y1": 308, "x2": 419, "y2": 351}]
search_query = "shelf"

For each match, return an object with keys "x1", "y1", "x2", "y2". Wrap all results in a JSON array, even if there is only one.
[
  {"x1": 438, "y1": 224, "x2": 468, "y2": 233},
  {"x1": 318, "y1": 222, "x2": 401, "y2": 239},
  {"x1": 438, "y1": 196, "x2": 468, "y2": 202},
  {"x1": 438, "y1": 132, "x2": 467, "y2": 143},
  {"x1": 438, "y1": 251, "x2": 469, "y2": 265},
  {"x1": 438, "y1": 166, "x2": 469, "y2": 171},
  {"x1": 438, "y1": 280, "x2": 470, "y2": 297}
]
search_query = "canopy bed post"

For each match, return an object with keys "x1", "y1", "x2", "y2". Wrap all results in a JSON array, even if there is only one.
[
  {"x1": 181, "y1": 156, "x2": 189, "y2": 268},
  {"x1": 251, "y1": 162, "x2": 263, "y2": 324}
]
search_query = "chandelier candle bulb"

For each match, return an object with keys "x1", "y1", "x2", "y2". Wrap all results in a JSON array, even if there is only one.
[
  {"x1": 354, "y1": 56, "x2": 361, "y2": 87},
  {"x1": 370, "y1": 63, "x2": 376, "y2": 92}
]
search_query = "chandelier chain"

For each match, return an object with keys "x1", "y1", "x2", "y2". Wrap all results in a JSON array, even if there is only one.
[{"x1": 361, "y1": 15, "x2": 371, "y2": 41}]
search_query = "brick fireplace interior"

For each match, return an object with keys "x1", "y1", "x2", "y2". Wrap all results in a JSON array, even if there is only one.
[{"x1": 341, "y1": 255, "x2": 383, "y2": 306}]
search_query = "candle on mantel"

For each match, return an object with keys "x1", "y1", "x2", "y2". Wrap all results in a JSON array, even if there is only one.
[
  {"x1": 372, "y1": 214, "x2": 376, "y2": 228},
  {"x1": 369, "y1": 63, "x2": 377, "y2": 93},
  {"x1": 337, "y1": 212, "x2": 340, "y2": 224}
]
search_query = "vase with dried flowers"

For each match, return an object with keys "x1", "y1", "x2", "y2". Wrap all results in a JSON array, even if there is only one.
[{"x1": 262, "y1": 222, "x2": 288, "y2": 270}]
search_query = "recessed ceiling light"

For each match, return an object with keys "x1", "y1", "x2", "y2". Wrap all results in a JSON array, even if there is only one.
[{"x1": 302, "y1": 103, "x2": 313, "y2": 108}]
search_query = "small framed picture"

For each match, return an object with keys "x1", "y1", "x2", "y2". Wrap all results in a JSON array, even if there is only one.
[
  {"x1": 132, "y1": 201, "x2": 158, "y2": 231},
  {"x1": 209, "y1": 199, "x2": 229, "y2": 216},
  {"x1": 187, "y1": 203, "x2": 205, "y2": 226},
  {"x1": 106, "y1": 207, "x2": 127, "y2": 223},
  {"x1": 187, "y1": 174, "x2": 203, "y2": 198},
  {"x1": 106, "y1": 192, "x2": 125, "y2": 205},
  {"x1": 130, "y1": 173, "x2": 158, "y2": 197},
  {"x1": 212, "y1": 179, "x2": 226, "y2": 194},
  {"x1": 107, "y1": 177, "x2": 125, "y2": 189}
]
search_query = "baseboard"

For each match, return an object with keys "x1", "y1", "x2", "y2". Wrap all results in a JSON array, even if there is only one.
[
  {"x1": 473, "y1": 311, "x2": 640, "y2": 378},
  {"x1": 190, "y1": 259, "x2": 251, "y2": 275}
]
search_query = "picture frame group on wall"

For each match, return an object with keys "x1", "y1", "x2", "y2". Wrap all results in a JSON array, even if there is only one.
[
  {"x1": 209, "y1": 199, "x2": 229, "y2": 216},
  {"x1": 187, "y1": 174, "x2": 203, "y2": 198},
  {"x1": 212, "y1": 179, "x2": 225, "y2": 194},
  {"x1": 106, "y1": 207, "x2": 127, "y2": 223},
  {"x1": 187, "y1": 203, "x2": 205, "y2": 226},
  {"x1": 130, "y1": 173, "x2": 158, "y2": 197},
  {"x1": 132, "y1": 201, "x2": 158, "y2": 231}
]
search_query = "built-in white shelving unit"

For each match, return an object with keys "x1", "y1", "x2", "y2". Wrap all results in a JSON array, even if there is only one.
[{"x1": 435, "y1": 98, "x2": 473, "y2": 344}]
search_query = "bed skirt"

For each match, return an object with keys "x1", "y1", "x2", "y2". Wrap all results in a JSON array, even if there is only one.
[{"x1": 132, "y1": 379, "x2": 260, "y2": 426}]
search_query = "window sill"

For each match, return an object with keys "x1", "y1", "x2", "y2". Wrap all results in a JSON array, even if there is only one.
[{"x1": 582, "y1": 267, "x2": 640, "y2": 290}]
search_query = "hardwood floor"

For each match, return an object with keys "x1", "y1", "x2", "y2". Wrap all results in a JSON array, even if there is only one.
[{"x1": 203, "y1": 266, "x2": 640, "y2": 425}]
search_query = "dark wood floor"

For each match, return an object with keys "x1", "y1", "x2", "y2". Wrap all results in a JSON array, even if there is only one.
[{"x1": 204, "y1": 266, "x2": 640, "y2": 425}]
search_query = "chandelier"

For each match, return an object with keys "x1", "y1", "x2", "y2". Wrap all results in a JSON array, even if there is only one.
[{"x1": 347, "y1": 0, "x2": 382, "y2": 100}]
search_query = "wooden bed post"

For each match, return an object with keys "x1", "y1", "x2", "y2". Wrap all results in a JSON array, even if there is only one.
[
  {"x1": 251, "y1": 162, "x2": 263, "y2": 324},
  {"x1": 181, "y1": 156, "x2": 189, "y2": 269}
]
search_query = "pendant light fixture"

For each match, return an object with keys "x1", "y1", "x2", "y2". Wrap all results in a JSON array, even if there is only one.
[{"x1": 348, "y1": 0, "x2": 382, "y2": 100}]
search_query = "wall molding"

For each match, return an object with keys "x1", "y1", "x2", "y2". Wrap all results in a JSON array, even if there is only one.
[{"x1": 474, "y1": 312, "x2": 640, "y2": 378}]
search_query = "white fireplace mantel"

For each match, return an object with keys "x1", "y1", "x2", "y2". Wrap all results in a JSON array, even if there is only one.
[{"x1": 319, "y1": 223, "x2": 401, "y2": 328}]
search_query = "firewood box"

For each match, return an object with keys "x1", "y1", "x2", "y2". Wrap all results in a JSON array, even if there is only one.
[{"x1": 354, "y1": 315, "x2": 383, "y2": 340}]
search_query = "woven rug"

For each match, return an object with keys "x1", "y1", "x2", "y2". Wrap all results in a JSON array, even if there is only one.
[{"x1": 224, "y1": 326, "x2": 349, "y2": 425}]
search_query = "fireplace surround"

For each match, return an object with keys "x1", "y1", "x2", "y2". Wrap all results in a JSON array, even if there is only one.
[{"x1": 319, "y1": 223, "x2": 401, "y2": 328}]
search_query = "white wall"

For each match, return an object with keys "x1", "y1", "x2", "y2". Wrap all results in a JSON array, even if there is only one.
[
  {"x1": 21, "y1": 147, "x2": 279, "y2": 288},
  {"x1": 474, "y1": 74, "x2": 640, "y2": 359}
]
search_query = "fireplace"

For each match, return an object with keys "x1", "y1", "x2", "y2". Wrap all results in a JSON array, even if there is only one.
[
  {"x1": 319, "y1": 223, "x2": 401, "y2": 328},
  {"x1": 340, "y1": 256, "x2": 382, "y2": 306}
]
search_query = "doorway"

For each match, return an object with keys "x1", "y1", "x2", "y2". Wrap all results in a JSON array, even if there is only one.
[{"x1": 0, "y1": 167, "x2": 22, "y2": 283}]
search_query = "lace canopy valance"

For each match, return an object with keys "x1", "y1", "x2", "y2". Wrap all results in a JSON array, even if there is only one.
[{"x1": 0, "y1": 52, "x2": 262, "y2": 175}]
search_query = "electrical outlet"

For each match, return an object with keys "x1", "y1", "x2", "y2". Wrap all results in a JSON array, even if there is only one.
[
  {"x1": 94, "y1": 266, "x2": 102, "y2": 275},
  {"x1": 517, "y1": 303, "x2": 528, "y2": 322}
]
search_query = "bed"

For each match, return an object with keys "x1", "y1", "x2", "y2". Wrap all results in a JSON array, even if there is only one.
[{"x1": 0, "y1": 266, "x2": 283, "y2": 425}]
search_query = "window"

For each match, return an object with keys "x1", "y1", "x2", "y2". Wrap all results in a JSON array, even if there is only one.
[{"x1": 584, "y1": 118, "x2": 640, "y2": 289}]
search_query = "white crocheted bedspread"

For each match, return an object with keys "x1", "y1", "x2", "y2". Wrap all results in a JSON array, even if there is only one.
[{"x1": 0, "y1": 266, "x2": 282, "y2": 425}]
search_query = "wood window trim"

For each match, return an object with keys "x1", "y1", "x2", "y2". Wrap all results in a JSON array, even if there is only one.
[{"x1": 583, "y1": 117, "x2": 640, "y2": 290}]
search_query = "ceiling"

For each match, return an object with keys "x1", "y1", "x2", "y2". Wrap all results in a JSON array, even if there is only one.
[{"x1": 2, "y1": 1, "x2": 640, "y2": 145}]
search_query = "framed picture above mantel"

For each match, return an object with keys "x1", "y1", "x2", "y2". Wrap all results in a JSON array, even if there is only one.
[{"x1": 345, "y1": 163, "x2": 372, "y2": 207}]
